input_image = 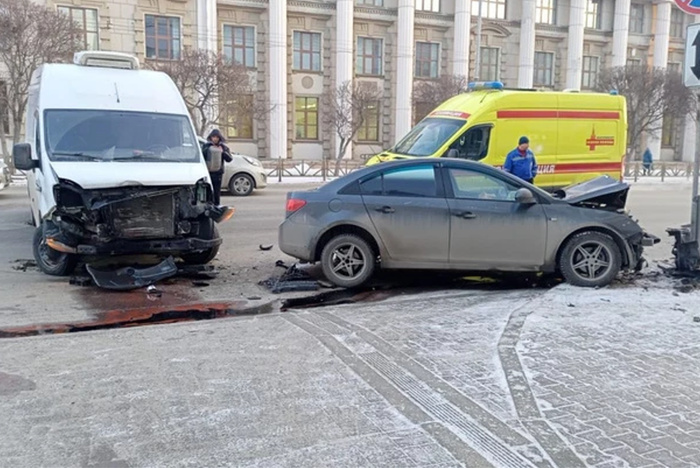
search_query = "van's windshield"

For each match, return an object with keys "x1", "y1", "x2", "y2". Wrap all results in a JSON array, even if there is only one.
[
  {"x1": 392, "y1": 117, "x2": 465, "y2": 156},
  {"x1": 44, "y1": 110, "x2": 200, "y2": 163}
]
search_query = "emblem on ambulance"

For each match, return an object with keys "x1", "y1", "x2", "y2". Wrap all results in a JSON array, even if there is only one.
[{"x1": 585, "y1": 127, "x2": 615, "y2": 151}]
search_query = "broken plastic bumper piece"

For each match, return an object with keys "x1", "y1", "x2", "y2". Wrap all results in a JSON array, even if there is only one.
[
  {"x1": 86, "y1": 256, "x2": 178, "y2": 291},
  {"x1": 641, "y1": 233, "x2": 660, "y2": 247}
]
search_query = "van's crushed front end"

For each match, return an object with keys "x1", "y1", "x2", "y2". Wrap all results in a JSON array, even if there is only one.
[{"x1": 43, "y1": 179, "x2": 233, "y2": 258}]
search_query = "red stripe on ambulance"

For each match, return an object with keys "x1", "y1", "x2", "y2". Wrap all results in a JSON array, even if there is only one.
[
  {"x1": 496, "y1": 110, "x2": 620, "y2": 120},
  {"x1": 494, "y1": 162, "x2": 622, "y2": 174}
]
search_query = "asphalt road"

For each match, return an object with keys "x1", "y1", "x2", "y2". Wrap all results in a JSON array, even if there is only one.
[
  {"x1": 0, "y1": 180, "x2": 692, "y2": 329},
  {"x1": 2, "y1": 180, "x2": 700, "y2": 467}
]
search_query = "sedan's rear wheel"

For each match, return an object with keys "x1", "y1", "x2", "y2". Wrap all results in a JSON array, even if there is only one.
[
  {"x1": 559, "y1": 231, "x2": 621, "y2": 287},
  {"x1": 321, "y1": 234, "x2": 375, "y2": 288}
]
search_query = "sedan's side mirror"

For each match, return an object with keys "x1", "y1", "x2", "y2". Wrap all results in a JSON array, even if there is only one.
[
  {"x1": 515, "y1": 188, "x2": 537, "y2": 205},
  {"x1": 445, "y1": 148, "x2": 459, "y2": 159},
  {"x1": 13, "y1": 143, "x2": 36, "y2": 171}
]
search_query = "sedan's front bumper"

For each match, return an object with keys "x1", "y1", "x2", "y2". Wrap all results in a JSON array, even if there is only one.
[{"x1": 252, "y1": 169, "x2": 268, "y2": 189}]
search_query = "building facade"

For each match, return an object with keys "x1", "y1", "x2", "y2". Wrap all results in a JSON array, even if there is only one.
[{"x1": 1, "y1": 0, "x2": 697, "y2": 162}]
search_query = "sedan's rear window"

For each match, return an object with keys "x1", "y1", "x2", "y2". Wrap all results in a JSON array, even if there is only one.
[{"x1": 360, "y1": 165, "x2": 438, "y2": 198}]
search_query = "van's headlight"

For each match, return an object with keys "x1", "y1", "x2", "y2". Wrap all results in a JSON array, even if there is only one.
[{"x1": 243, "y1": 156, "x2": 262, "y2": 167}]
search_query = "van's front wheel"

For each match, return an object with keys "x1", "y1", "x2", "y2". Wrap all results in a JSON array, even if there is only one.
[{"x1": 32, "y1": 227, "x2": 78, "y2": 276}]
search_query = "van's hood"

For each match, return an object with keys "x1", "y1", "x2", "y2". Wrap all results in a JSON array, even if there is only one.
[
  {"x1": 554, "y1": 175, "x2": 629, "y2": 211},
  {"x1": 49, "y1": 162, "x2": 210, "y2": 189}
]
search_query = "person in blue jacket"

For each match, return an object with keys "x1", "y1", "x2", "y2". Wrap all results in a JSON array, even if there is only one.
[
  {"x1": 642, "y1": 147, "x2": 653, "y2": 176},
  {"x1": 504, "y1": 136, "x2": 537, "y2": 184}
]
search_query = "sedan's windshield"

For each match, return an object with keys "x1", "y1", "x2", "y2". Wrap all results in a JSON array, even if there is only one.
[
  {"x1": 392, "y1": 117, "x2": 465, "y2": 156},
  {"x1": 45, "y1": 110, "x2": 200, "y2": 163}
]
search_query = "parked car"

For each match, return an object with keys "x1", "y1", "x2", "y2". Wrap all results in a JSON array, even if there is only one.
[
  {"x1": 279, "y1": 158, "x2": 659, "y2": 288},
  {"x1": 0, "y1": 161, "x2": 10, "y2": 191},
  {"x1": 198, "y1": 137, "x2": 267, "y2": 196}
]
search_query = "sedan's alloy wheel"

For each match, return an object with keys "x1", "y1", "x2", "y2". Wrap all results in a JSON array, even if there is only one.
[
  {"x1": 570, "y1": 241, "x2": 613, "y2": 280},
  {"x1": 330, "y1": 243, "x2": 366, "y2": 280}
]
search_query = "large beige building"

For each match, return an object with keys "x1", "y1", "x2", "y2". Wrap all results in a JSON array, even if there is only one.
[{"x1": 1, "y1": 0, "x2": 698, "y2": 162}]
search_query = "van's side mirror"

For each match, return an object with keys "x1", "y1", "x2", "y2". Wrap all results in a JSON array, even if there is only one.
[
  {"x1": 515, "y1": 188, "x2": 537, "y2": 205},
  {"x1": 446, "y1": 149, "x2": 459, "y2": 159},
  {"x1": 13, "y1": 143, "x2": 36, "y2": 171}
]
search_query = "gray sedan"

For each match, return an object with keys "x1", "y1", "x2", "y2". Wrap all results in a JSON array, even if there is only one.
[{"x1": 279, "y1": 159, "x2": 658, "y2": 288}]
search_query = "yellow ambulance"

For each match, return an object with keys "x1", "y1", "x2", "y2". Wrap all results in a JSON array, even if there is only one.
[{"x1": 365, "y1": 81, "x2": 627, "y2": 189}]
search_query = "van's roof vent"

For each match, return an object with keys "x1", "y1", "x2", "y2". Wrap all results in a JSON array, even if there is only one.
[{"x1": 73, "y1": 51, "x2": 140, "y2": 70}]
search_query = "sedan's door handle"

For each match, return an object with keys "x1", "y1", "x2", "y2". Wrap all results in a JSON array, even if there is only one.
[
  {"x1": 375, "y1": 206, "x2": 395, "y2": 214},
  {"x1": 453, "y1": 211, "x2": 476, "y2": 219}
]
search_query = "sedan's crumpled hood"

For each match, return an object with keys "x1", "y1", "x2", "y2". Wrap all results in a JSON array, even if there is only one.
[
  {"x1": 50, "y1": 162, "x2": 210, "y2": 189},
  {"x1": 554, "y1": 175, "x2": 629, "y2": 210}
]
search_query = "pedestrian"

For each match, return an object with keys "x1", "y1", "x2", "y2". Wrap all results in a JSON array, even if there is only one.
[
  {"x1": 202, "y1": 129, "x2": 233, "y2": 205},
  {"x1": 504, "y1": 136, "x2": 538, "y2": 184},
  {"x1": 642, "y1": 147, "x2": 653, "y2": 176}
]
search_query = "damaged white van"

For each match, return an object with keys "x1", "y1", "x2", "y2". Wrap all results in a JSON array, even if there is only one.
[{"x1": 14, "y1": 51, "x2": 233, "y2": 276}]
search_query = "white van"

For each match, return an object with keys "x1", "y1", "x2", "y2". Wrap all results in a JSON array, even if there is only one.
[{"x1": 13, "y1": 51, "x2": 233, "y2": 276}]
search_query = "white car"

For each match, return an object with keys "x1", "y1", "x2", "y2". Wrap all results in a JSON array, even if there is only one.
[
  {"x1": 0, "y1": 161, "x2": 10, "y2": 191},
  {"x1": 198, "y1": 137, "x2": 267, "y2": 196}
]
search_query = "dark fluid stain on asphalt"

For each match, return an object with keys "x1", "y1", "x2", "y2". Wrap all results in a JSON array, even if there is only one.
[
  {"x1": 281, "y1": 271, "x2": 561, "y2": 310},
  {"x1": 0, "y1": 300, "x2": 274, "y2": 338}
]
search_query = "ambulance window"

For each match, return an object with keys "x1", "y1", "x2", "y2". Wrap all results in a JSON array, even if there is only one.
[{"x1": 447, "y1": 126, "x2": 492, "y2": 161}]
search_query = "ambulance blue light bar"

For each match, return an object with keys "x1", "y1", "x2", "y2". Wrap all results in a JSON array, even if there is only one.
[{"x1": 468, "y1": 81, "x2": 504, "y2": 91}]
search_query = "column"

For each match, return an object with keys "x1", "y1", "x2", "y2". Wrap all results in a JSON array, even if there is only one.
[
  {"x1": 566, "y1": 0, "x2": 585, "y2": 90},
  {"x1": 611, "y1": 0, "x2": 631, "y2": 67},
  {"x1": 518, "y1": 0, "x2": 536, "y2": 88},
  {"x1": 452, "y1": 0, "x2": 471, "y2": 78},
  {"x1": 648, "y1": 0, "x2": 672, "y2": 161},
  {"x1": 682, "y1": 14, "x2": 700, "y2": 162},
  {"x1": 197, "y1": 0, "x2": 217, "y2": 52},
  {"x1": 395, "y1": 0, "x2": 415, "y2": 141},
  {"x1": 336, "y1": 0, "x2": 354, "y2": 159},
  {"x1": 269, "y1": 0, "x2": 288, "y2": 161}
]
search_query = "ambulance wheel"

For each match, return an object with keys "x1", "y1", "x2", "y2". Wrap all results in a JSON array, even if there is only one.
[
  {"x1": 559, "y1": 232, "x2": 621, "y2": 288},
  {"x1": 32, "y1": 226, "x2": 78, "y2": 276}
]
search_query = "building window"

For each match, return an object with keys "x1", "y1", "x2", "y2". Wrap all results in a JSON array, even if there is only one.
[
  {"x1": 662, "y1": 116, "x2": 676, "y2": 147},
  {"x1": 582, "y1": 55, "x2": 600, "y2": 89},
  {"x1": 357, "y1": 0, "x2": 383, "y2": 5},
  {"x1": 415, "y1": 42, "x2": 440, "y2": 78},
  {"x1": 58, "y1": 6, "x2": 99, "y2": 50},
  {"x1": 356, "y1": 37, "x2": 383, "y2": 75},
  {"x1": 226, "y1": 96, "x2": 254, "y2": 140},
  {"x1": 626, "y1": 57, "x2": 642, "y2": 67},
  {"x1": 0, "y1": 81, "x2": 8, "y2": 135},
  {"x1": 533, "y1": 51, "x2": 554, "y2": 87},
  {"x1": 223, "y1": 26, "x2": 255, "y2": 67},
  {"x1": 471, "y1": 0, "x2": 506, "y2": 20},
  {"x1": 670, "y1": 8, "x2": 684, "y2": 38},
  {"x1": 293, "y1": 32, "x2": 322, "y2": 72},
  {"x1": 629, "y1": 4, "x2": 644, "y2": 34},
  {"x1": 668, "y1": 62, "x2": 681, "y2": 74},
  {"x1": 415, "y1": 0, "x2": 440, "y2": 12},
  {"x1": 535, "y1": 0, "x2": 556, "y2": 25},
  {"x1": 358, "y1": 102, "x2": 380, "y2": 142},
  {"x1": 416, "y1": 0, "x2": 440, "y2": 13},
  {"x1": 145, "y1": 15, "x2": 181, "y2": 60},
  {"x1": 414, "y1": 102, "x2": 433, "y2": 125},
  {"x1": 585, "y1": 0, "x2": 601, "y2": 29},
  {"x1": 295, "y1": 97, "x2": 319, "y2": 140},
  {"x1": 479, "y1": 47, "x2": 500, "y2": 81}
]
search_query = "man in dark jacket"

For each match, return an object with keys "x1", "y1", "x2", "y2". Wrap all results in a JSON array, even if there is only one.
[
  {"x1": 202, "y1": 129, "x2": 233, "y2": 205},
  {"x1": 504, "y1": 136, "x2": 537, "y2": 184}
]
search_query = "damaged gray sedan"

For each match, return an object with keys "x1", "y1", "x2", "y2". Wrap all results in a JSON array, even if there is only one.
[{"x1": 279, "y1": 159, "x2": 659, "y2": 288}]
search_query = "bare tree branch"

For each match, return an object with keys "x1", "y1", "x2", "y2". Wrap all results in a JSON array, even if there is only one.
[
  {"x1": 412, "y1": 75, "x2": 468, "y2": 121},
  {"x1": 149, "y1": 49, "x2": 263, "y2": 137},
  {"x1": 0, "y1": 0, "x2": 81, "y2": 169},
  {"x1": 597, "y1": 65, "x2": 696, "y2": 160},
  {"x1": 323, "y1": 80, "x2": 382, "y2": 176}
]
